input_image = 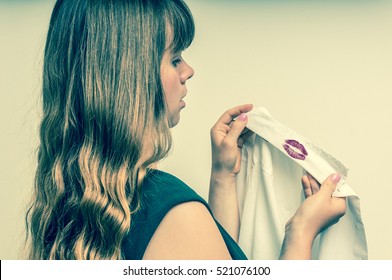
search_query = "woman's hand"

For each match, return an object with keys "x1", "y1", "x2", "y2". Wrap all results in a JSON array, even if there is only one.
[
  {"x1": 210, "y1": 104, "x2": 253, "y2": 178},
  {"x1": 280, "y1": 173, "x2": 347, "y2": 259},
  {"x1": 208, "y1": 104, "x2": 253, "y2": 241}
]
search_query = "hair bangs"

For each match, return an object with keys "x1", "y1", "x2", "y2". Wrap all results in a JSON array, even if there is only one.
[{"x1": 166, "y1": 0, "x2": 195, "y2": 53}]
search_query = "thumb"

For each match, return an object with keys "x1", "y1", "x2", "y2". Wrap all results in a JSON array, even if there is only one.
[
  {"x1": 226, "y1": 113, "x2": 248, "y2": 143},
  {"x1": 320, "y1": 173, "x2": 341, "y2": 196}
]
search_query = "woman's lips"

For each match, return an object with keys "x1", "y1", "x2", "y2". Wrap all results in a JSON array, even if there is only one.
[{"x1": 283, "y1": 139, "x2": 308, "y2": 160}]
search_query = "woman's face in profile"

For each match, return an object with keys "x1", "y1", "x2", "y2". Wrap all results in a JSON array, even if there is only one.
[{"x1": 160, "y1": 49, "x2": 194, "y2": 127}]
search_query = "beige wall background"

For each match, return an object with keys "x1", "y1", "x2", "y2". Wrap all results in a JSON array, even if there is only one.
[{"x1": 0, "y1": 0, "x2": 391, "y2": 259}]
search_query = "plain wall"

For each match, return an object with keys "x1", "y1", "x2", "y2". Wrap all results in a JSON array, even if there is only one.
[{"x1": 0, "y1": 0, "x2": 391, "y2": 259}]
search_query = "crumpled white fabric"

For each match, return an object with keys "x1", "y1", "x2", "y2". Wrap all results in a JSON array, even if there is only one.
[{"x1": 237, "y1": 107, "x2": 368, "y2": 260}]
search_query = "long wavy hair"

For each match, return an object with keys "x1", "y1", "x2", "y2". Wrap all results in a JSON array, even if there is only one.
[{"x1": 25, "y1": 0, "x2": 194, "y2": 259}]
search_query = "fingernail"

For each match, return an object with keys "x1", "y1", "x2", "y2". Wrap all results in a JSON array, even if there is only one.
[
  {"x1": 331, "y1": 173, "x2": 341, "y2": 184},
  {"x1": 238, "y1": 113, "x2": 248, "y2": 121}
]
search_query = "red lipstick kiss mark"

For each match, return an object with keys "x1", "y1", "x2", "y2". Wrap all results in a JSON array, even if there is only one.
[{"x1": 283, "y1": 139, "x2": 308, "y2": 160}]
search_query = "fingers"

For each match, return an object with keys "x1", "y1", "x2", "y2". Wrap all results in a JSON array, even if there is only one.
[
  {"x1": 304, "y1": 173, "x2": 341, "y2": 197},
  {"x1": 216, "y1": 104, "x2": 253, "y2": 146},
  {"x1": 296, "y1": 173, "x2": 347, "y2": 241},
  {"x1": 225, "y1": 113, "x2": 249, "y2": 145},
  {"x1": 315, "y1": 173, "x2": 346, "y2": 216},
  {"x1": 301, "y1": 175, "x2": 312, "y2": 198},
  {"x1": 308, "y1": 173, "x2": 320, "y2": 195},
  {"x1": 319, "y1": 173, "x2": 341, "y2": 196},
  {"x1": 301, "y1": 172, "x2": 320, "y2": 198},
  {"x1": 217, "y1": 104, "x2": 253, "y2": 125}
]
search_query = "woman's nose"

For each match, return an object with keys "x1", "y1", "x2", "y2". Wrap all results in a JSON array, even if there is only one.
[{"x1": 181, "y1": 61, "x2": 194, "y2": 83}]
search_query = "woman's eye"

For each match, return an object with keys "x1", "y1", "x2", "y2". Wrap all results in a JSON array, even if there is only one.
[{"x1": 172, "y1": 58, "x2": 182, "y2": 67}]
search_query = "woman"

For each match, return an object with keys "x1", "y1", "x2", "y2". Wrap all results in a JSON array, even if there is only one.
[{"x1": 25, "y1": 0, "x2": 346, "y2": 260}]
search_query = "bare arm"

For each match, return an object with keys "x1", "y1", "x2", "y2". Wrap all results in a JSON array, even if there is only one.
[
  {"x1": 143, "y1": 201, "x2": 232, "y2": 260},
  {"x1": 208, "y1": 104, "x2": 253, "y2": 241}
]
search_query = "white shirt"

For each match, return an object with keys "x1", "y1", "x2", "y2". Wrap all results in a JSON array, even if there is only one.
[{"x1": 237, "y1": 107, "x2": 368, "y2": 259}]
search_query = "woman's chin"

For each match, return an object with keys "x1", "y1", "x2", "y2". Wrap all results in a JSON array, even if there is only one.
[{"x1": 168, "y1": 115, "x2": 180, "y2": 128}]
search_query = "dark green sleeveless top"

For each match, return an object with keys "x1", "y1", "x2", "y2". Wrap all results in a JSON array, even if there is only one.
[{"x1": 122, "y1": 169, "x2": 247, "y2": 260}]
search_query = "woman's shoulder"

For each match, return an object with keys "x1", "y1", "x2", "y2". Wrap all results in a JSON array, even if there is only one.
[
  {"x1": 142, "y1": 200, "x2": 232, "y2": 260},
  {"x1": 123, "y1": 169, "x2": 247, "y2": 260},
  {"x1": 130, "y1": 169, "x2": 232, "y2": 259},
  {"x1": 122, "y1": 169, "x2": 210, "y2": 259}
]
